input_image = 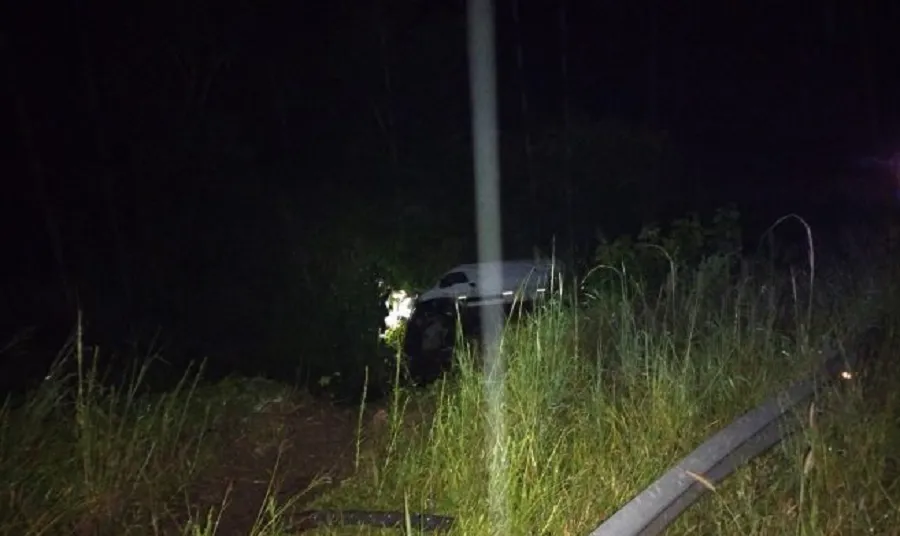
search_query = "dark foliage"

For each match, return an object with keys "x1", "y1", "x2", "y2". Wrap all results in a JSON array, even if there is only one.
[{"x1": 2, "y1": 0, "x2": 898, "y2": 400}]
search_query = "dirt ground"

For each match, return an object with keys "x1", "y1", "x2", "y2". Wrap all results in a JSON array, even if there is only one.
[{"x1": 185, "y1": 394, "x2": 390, "y2": 536}]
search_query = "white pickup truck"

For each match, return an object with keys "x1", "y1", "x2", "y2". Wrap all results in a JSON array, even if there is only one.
[
  {"x1": 403, "y1": 259, "x2": 563, "y2": 383},
  {"x1": 416, "y1": 259, "x2": 559, "y2": 307}
]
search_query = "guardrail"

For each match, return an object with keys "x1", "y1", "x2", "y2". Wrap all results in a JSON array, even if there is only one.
[{"x1": 589, "y1": 324, "x2": 882, "y2": 535}]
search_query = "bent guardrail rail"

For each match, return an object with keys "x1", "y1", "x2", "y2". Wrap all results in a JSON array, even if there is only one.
[{"x1": 589, "y1": 325, "x2": 880, "y2": 536}]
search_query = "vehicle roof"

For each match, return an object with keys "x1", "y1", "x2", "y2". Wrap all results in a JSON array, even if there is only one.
[
  {"x1": 439, "y1": 259, "x2": 562, "y2": 286},
  {"x1": 446, "y1": 259, "x2": 559, "y2": 273}
]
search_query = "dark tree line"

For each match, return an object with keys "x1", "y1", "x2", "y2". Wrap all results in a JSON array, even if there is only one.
[{"x1": 1, "y1": 0, "x2": 897, "y2": 397}]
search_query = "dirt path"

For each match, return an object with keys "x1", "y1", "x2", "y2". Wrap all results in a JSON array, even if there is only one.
[{"x1": 186, "y1": 394, "x2": 387, "y2": 536}]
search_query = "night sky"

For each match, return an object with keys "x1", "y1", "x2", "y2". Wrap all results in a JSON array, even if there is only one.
[{"x1": 2, "y1": 0, "x2": 900, "y2": 386}]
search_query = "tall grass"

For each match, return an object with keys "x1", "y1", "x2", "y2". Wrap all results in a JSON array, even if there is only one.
[
  {"x1": 0, "y1": 322, "x2": 338, "y2": 536},
  {"x1": 2, "y1": 246, "x2": 898, "y2": 535},
  {"x1": 312, "y1": 250, "x2": 900, "y2": 534},
  {"x1": 0, "y1": 319, "x2": 218, "y2": 535}
]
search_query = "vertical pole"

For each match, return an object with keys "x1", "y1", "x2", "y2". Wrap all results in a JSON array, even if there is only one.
[{"x1": 467, "y1": 0, "x2": 508, "y2": 533}]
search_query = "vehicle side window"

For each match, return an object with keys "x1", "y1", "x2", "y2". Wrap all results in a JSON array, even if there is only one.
[{"x1": 438, "y1": 271, "x2": 469, "y2": 288}]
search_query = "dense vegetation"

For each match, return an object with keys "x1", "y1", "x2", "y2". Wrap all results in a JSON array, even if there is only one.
[{"x1": 3, "y1": 211, "x2": 900, "y2": 534}]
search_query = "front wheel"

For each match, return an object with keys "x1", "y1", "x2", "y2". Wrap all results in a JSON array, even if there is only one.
[{"x1": 403, "y1": 300, "x2": 457, "y2": 385}]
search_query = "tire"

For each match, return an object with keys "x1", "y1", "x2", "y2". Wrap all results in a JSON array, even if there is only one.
[{"x1": 404, "y1": 298, "x2": 457, "y2": 385}]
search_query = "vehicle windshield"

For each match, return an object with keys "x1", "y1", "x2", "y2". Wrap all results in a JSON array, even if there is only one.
[{"x1": 438, "y1": 271, "x2": 469, "y2": 288}]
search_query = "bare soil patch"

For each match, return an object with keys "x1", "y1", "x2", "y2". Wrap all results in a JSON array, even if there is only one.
[{"x1": 183, "y1": 393, "x2": 389, "y2": 535}]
